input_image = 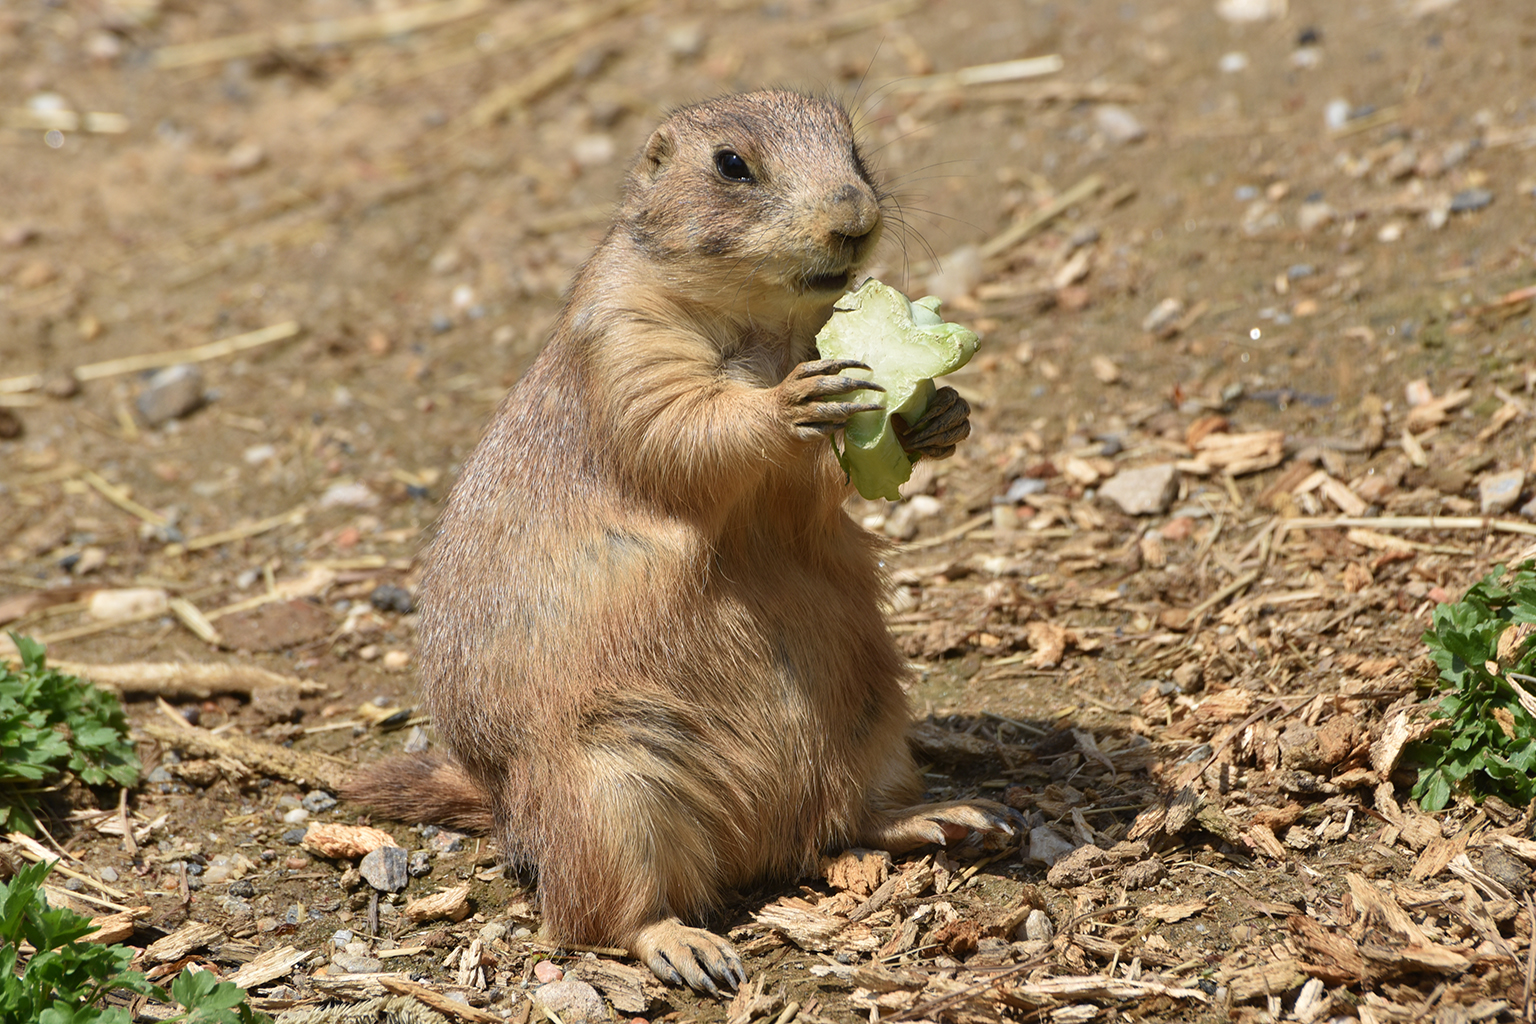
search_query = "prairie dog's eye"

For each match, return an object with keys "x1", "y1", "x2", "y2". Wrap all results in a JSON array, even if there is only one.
[{"x1": 714, "y1": 150, "x2": 753, "y2": 182}]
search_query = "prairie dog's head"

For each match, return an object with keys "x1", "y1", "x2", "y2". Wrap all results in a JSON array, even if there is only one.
[{"x1": 620, "y1": 91, "x2": 884, "y2": 315}]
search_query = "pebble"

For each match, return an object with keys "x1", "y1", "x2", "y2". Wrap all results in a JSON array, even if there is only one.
[
  {"x1": 1020, "y1": 909, "x2": 1054, "y2": 943},
  {"x1": 360, "y1": 845, "x2": 410, "y2": 892},
  {"x1": 1093, "y1": 104, "x2": 1146, "y2": 144},
  {"x1": 1480, "y1": 470, "x2": 1525, "y2": 515},
  {"x1": 283, "y1": 808, "x2": 310, "y2": 824},
  {"x1": 65, "y1": 877, "x2": 85, "y2": 891},
  {"x1": 98, "y1": 866, "x2": 118, "y2": 883},
  {"x1": 1449, "y1": 188, "x2": 1493, "y2": 213},
  {"x1": 1141, "y1": 297, "x2": 1184, "y2": 334},
  {"x1": 403, "y1": 725, "x2": 431, "y2": 754},
  {"x1": 1027, "y1": 826, "x2": 1077, "y2": 867},
  {"x1": 318, "y1": 481, "x2": 380, "y2": 510},
  {"x1": 331, "y1": 953, "x2": 384, "y2": 974},
  {"x1": 429, "y1": 829, "x2": 466, "y2": 854},
  {"x1": 229, "y1": 879, "x2": 256, "y2": 898},
  {"x1": 533, "y1": 960, "x2": 565, "y2": 984},
  {"x1": 532, "y1": 979, "x2": 609, "y2": 1024},
  {"x1": 1218, "y1": 51, "x2": 1249, "y2": 73},
  {"x1": 302, "y1": 790, "x2": 338, "y2": 813},
  {"x1": 1216, "y1": 0, "x2": 1286, "y2": 22},
  {"x1": 479, "y1": 922, "x2": 509, "y2": 944},
  {"x1": 664, "y1": 21, "x2": 707, "y2": 59},
  {"x1": 1098, "y1": 464, "x2": 1179, "y2": 516},
  {"x1": 408, "y1": 850, "x2": 433, "y2": 878},
  {"x1": 88, "y1": 587, "x2": 169, "y2": 622},
  {"x1": 1324, "y1": 99, "x2": 1351, "y2": 131},
  {"x1": 369, "y1": 584, "x2": 414, "y2": 614},
  {"x1": 1000, "y1": 477, "x2": 1048, "y2": 503},
  {"x1": 1296, "y1": 200, "x2": 1336, "y2": 233},
  {"x1": 136, "y1": 364, "x2": 206, "y2": 426},
  {"x1": 281, "y1": 827, "x2": 308, "y2": 845},
  {"x1": 332, "y1": 930, "x2": 354, "y2": 948}
]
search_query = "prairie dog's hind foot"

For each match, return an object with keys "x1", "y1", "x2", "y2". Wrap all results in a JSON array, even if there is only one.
[
  {"x1": 862, "y1": 799, "x2": 1021, "y2": 854},
  {"x1": 630, "y1": 918, "x2": 747, "y2": 995}
]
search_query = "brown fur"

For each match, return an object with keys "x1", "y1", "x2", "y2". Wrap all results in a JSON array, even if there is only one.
[{"x1": 347, "y1": 91, "x2": 1009, "y2": 991}]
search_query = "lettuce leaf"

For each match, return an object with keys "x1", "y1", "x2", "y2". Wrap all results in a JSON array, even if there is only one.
[{"x1": 815, "y1": 279, "x2": 978, "y2": 501}]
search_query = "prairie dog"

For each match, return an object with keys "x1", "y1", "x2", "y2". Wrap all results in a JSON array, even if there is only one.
[{"x1": 347, "y1": 90, "x2": 1008, "y2": 992}]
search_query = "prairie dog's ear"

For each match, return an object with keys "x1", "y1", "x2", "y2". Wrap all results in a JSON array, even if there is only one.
[{"x1": 643, "y1": 127, "x2": 674, "y2": 181}]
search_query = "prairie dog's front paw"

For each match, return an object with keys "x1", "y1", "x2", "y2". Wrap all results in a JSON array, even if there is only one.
[
  {"x1": 631, "y1": 918, "x2": 746, "y2": 995},
  {"x1": 894, "y1": 386, "x2": 970, "y2": 461},
  {"x1": 775, "y1": 358, "x2": 884, "y2": 443}
]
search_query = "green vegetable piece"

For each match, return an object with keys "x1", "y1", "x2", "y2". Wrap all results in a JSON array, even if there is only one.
[{"x1": 814, "y1": 279, "x2": 978, "y2": 501}]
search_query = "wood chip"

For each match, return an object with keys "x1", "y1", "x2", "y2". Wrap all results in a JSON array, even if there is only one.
[
  {"x1": 226, "y1": 944, "x2": 311, "y2": 990},
  {"x1": 404, "y1": 884, "x2": 472, "y2": 924},
  {"x1": 302, "y1": 822, "x2": 400, "y2": 859},
  {"x1": 144, "y1": 920, "x2": 224, "y2": 963}
]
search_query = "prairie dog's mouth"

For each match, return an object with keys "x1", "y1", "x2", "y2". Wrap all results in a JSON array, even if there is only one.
[{"x1": 801, "y1": 269, "x2": 853, "y2": 293}]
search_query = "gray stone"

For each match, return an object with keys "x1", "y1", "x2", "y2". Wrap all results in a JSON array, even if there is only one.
[
  {"x1": 1027, "y1": 827, "x2": 1078, "y2": 868},
  {"x1": 301, "y1": 790, "x2": 337, "y2": 813},
  {"x1": 136, "y1": 364, "x2": 205, "y2": 425},
  {"x1": 359, "y1": 845, "x2": 410, "y2": 892},
  {"x1": 428, "y1": 829, "x2": 465, "y2": 854},
  {"x1": 330, "y1": 953, "x2": 384, "y2": 974},
  {"x1": 1450, "y1": 188, "x2": 1493, "y2": 213},
  {"x1": 532, "y1": 978, "x2": 612, "y2": 1024},
  {"x1": 1098, "y1": 463, "x2": 1180, "y2": 516},
  {"x1": 408, "y1": 849, "x2": 432, "y2": 878},
  {"x1": 1479, "y1": 469, "x2": 1525, "y2": 515},
  {"x1": 1021, "y1": 908, "x2": 1054, "y2": 943}
]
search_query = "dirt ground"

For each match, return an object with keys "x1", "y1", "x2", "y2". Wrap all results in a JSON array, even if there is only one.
[{"x1": 4, "y1": 0, "x2": 1536, "y2": 1021}]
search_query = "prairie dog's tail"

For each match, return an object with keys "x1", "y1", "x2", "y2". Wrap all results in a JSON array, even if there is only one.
[{"x1": 342, "y1": 751, "x2": 494, "y2": 833}]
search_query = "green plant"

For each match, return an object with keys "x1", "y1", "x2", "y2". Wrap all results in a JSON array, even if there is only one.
[
  {"x1": 1411, "y1": 561, "x2": 1536, "y2": 812},
  {"x1": 0, "y1": 634, "x2": 140, "y2": 835},
  {"x1": 0, "y1": 859, "x2": 269, "y2": 1024}
]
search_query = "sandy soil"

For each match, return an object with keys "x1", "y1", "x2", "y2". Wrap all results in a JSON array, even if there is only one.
[{"x1": 3, "y1": 0, "x2": 1536, "y2": 1022}]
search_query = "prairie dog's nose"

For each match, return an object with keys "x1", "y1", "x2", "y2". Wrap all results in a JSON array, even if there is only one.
[{"x1": 827, "y1": 181, "x2": 880, "y2": 241}]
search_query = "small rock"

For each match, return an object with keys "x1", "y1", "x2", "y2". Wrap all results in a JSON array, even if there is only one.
[
  {"x1": 1449, "y1": 188, "x2": 1493, "y2": 214},
  {"x1": 428, "y1": 829, "x2": 466, "y2": 854},
  {"x1": 534, "y1": 960, "x2": 565, "y2": 984},
  {"x1": 1480, "y1": 469, "x2": 1526, "y2": 515},
  {"x1": 1141, "y1": 297, "x2": 1185, "y2": 335},
  {"x1": 1093, "y1": 104, "x2": 1145, "y2": 144},
  {"x1": 229, "y1": 879, "x2": 256, "y2": 899},
  {"x1": 1120, "y1": 858, "x2": 1165, "y2": 889},
  {"x1": 479, "y1": 921, "x2": 509, "y2": 945},
  {"x1": 1218, "y1": 51, "x2": 1248, "y2": 73},
  {"x1": 332, "y1": 929, "x2": 354, "y2": 948},
  {"x1": 283, "y1": 808, "x2": 310, "y2": 824},
  {"x1": 1480, "y1": 845, "x2": 1529, "y2": 896},
  {"x1": 664, "y1": 21, "x2": 707, "y2": 59},
  {"x1": 136, "y1": 364, "x2": 206, "y2": 426},
  {"x1": 570, "y1": 134, "x2": 616, "y2": 168},
  {"x1": 281, "y1": 828, "x2": 308, "y2": 845},
  {"x1": 1020, "y1": 909, "x2": 1054, "y2": 943},
  {"x1": 98, "y1": 866, "x2": 119, "y2": 883},
  {"x1": 1324, "y1": 98, "x2": 1351, "y2": 131},
  {"x1": 319, "y1": 481, "x2": 380, "y2": 510},
  {"x1": 532, "y1": 979, "x2": 611, "y2": 1024},
  {"x1": 1296, "y1": 200, "x2": 1336, "y2": 232},
  {"x1": 1216, "y1": 0, "x2": 1287, "y2": 22},
  {"x1": 1045, "y1": 842, "x2": 1106, "y2": 886},
  {"x1": 302, "y1": 790, "x2": 337, "y2": 813},
  {"x1": 1001, "y1": 477, "x2": 1047, "y2": 503},
  {"x1": 330, "y1": 953, "x2": 384, "y2": 974},
  {"x1": 360, "y1": 845, "x2": 410, "y2": 892},
  {"x1": 1029, "y1": 827, "x2": 1080, "y2": 869},
  {"x1": 403, "y1": 724, "x2": 430, "y2": 754},
  {"x1": 1098, "y1": 464, "x2": 1179, "y2": 516},
  {"x1": 408, "y1": 850, "x2": 433, "y2": 878},
  {"x1": 88, "y1": 587, "x2": 169, "y2": 622},
  {"x1": 369, "y1": 584, "x2": 414, "y2": 614}
]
